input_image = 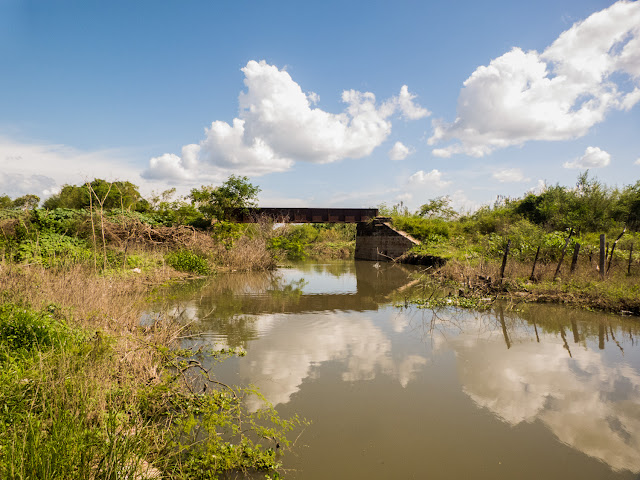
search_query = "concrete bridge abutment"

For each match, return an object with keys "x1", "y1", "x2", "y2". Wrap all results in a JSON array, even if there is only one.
[{"x1": 354, "y1": 217, "x2": 420, "y2": 262}]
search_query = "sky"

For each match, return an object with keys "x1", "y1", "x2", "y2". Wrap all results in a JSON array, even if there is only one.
[{"x1": 1, "y1": 0, "x2": 639, "y2": 212}]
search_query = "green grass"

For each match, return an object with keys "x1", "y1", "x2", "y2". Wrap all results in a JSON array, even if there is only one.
[{"x1": 0, "y1": 302, "x2": 304, "y2": 479}]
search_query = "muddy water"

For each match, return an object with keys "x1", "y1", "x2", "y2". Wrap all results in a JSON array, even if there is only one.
[{"x1": 157, "y1": 261, "x2": 640, "y2": 479}]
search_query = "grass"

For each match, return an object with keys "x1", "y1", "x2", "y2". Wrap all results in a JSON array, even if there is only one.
[
  {"x1": 407, "y1": 253, "x2": 640, "y2": 316},
  {"x1": 0, "y1": 262, "x2": 305, "y2": 479}
]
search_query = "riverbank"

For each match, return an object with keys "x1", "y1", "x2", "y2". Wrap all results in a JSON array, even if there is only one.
[
  {"x1": 405, "y1": 256, "x2": 640, "y2": 316},
  {"x1": 0, "y1": 263, "x2": 303, "y2": 479}
]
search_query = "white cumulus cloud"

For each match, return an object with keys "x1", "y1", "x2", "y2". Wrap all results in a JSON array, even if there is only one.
[
  {"x1": 529, "y1": 179, "x2": 547, "y2": 194},
  {"x1": 492, "y1": 168, "x2": 528, "y2": 183},
  {"x1": 408, "y1": 169, "x2": 451, "y2": 188},
  {"x1": 388, "y1": 141, "x2": 412, "y2": 161},
  {"x1": 395, "y1": 192, "x2": 413, "y2": 203},
  {"x1": 143, "y1": 61, "x2": 429, "y2": 182},
  {"x1": 563, "y1": 146, "x2": 611, "y2": 169},
  {"x1": 429, "y1": 1, "x2": 640, "y2": 157},
  {"x1": 395, "y1": 85, "x2": 431, "y2": 120},
  {"x1": 635, "y1": 157, "x2": 640, "y2": 165}
]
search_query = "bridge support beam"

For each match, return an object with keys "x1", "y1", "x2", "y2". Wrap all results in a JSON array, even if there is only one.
[{"x1": 354, "y1": 217, "x2": 420, "y2": 262}]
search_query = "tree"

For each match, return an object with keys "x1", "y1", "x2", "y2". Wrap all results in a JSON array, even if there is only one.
[
  {"x1": 615, "y1": 180, "x2": 640, "y2": 231},
  {"x1": 0, "y1": 195, "x2": 12, "y2": 208},
  {"x1": 190, "y1": 175, "x2": 260, "y2": 221},
  {"x1": 43, "y1": 179, "x2": 145, "y2": 211},
  {"x1": 418, "y1": 196, "x2": 457, "y2": 219},
  {"x1": 12, "y1": 194, "x2": 40, "y2": 210}
]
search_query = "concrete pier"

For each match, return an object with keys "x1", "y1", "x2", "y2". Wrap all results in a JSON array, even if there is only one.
[{"x1": 354, "y1": 217, "x2": 420, "y2": 261}]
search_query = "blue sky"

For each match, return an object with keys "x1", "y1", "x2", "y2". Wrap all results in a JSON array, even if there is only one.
[{"x1": 1, "y1": 0, "x2": 639, "y2": 212}]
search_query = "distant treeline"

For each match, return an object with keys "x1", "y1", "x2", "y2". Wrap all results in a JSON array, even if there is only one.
[
  {"x1": 385, "y1": 172, "x2": 640, "y2": 236},
  {"x1": 378, "y1": 172, "x2": 640, "y2": 269},
  {"x1": 0, "y1": 175, "x2": 355, "y2": 270}
]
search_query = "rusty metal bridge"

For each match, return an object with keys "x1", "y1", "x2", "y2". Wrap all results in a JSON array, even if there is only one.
[
  {"x1": 230, "y1": 207, "x2": 420, "y2": 262},
  {"x1": 235, "y1": 207, "x2": 378, "y2": 223}
]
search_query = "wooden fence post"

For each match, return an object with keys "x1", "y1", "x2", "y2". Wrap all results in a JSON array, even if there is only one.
[
  {"x1": 554, "y1": 228, "x2": 573, "y2": 280},
  {"x1": 500, "y1": 239, "x2": 511, "y2": 281},
  {"x1": 530, "y1": 246, "x2": 541, "y2": 282},
  {"x1": 570, "y1": 243, "x2": 580, "y2": 273},
  {"x1": 599, "y1": 234, "x2": 606, "y2": 279},
  {"x1": 606, "y1": 227, "x2": 626, "y2": 274}
]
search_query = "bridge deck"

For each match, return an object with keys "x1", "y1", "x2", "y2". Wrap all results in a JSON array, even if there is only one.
[{"x1": 236, "y1": 208, "x2": 378, "y2": 223}]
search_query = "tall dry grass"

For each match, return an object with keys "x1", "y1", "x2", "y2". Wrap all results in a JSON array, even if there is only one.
[
  {"x1": 0, "y1": 260, "x2": 186, "y2": 397},
  {"x1": 211, "y1": 236, "x2": 276, "y2": 271},
  {"x1": 0, "y1": 259, "x2": 302, "y2": 479}
]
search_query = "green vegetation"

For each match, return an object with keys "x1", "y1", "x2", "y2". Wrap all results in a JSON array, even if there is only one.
[
  {"x1": 268, "y1": 223, "x2": 356, "y2": 261},
  {"x1": 190, "y1": 174, "x2": 261, "y2": 222},
  {"x1": 0, "y1": 300, "x2": 303, "y2": 479},
  {"x1": 384, "y1": 172, "x2": 640, "y2": 315},
  {"x1": 166, "y1": 250, "x2": 212, "y2": 275},
  {"x1": 0, "y1": 175, "x2": 323, "y2": 478},
  {"x1": 1, "y1": 175, "x2": 355, "y2": 274},
  {"x1": 43, "y1": 179, "x2": 149, "y2": 212}
]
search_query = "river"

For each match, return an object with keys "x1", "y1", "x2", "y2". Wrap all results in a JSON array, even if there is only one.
[{"x1": 154, "y1": 260, "x2": 640, "y2": 479}]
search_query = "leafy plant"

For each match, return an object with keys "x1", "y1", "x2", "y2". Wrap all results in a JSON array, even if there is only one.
[
  {"x1": 0, "y1": 303, "x2": 70, "y2": 353},
  {"x1": 15, "y1": 232, "x2": 93, "y2": 268},
  {"x1": 166, "y1": 250, "x2": 212, "y2": 275},
  {"x1": 392, "y1": 215, "x2": 450, "y2": 242}
]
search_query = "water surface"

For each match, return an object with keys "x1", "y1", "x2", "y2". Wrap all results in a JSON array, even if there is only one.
[{"x1": 155, "y1": 261, "x2": 640, "y2": 479}]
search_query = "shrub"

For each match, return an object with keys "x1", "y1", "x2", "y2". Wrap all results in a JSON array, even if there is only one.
[
  {"x1": 32, "y1": 208, "x2": 86, "y2": 235},
  {"x1": 15, "y1": 232, "x2": 93, "y2": 268},
  {"x1": 392, "y1": 215, "x2": 450, "y2": 242},
  {"x1": 268, "y1": 235, "x2": 307, "y2": 260},
  {"x1": 165, "y1": 250, "x2": 212, "y2": 275},
  {"x1": 267, "y1": 224, "x2": 322, "y2": 261},
  {"x1": 0, "y1": 303, "x2": 69, "y2": 352},
  {"x1": 211, "y1": 220, "x2": 245, "y2": 249}
]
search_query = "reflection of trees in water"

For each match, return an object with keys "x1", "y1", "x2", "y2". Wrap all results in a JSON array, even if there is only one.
[
  {"x1": 298, "y1": 261, "x2": 355, "y2": 277},
  {"x1": 189, "y1": 273, "x2": 309, "y2": 348},
  {"x1": 402, "y1": 303, "x2": 640, "y2": 473},
  {"x1": 401, "y1": 301, "x2": 640, "y2": 354},
  {"x1": 153, "y1": 261, "x2": 422, "y2": 349},
  {"x1": 266, "y1": 278, "x2": 307, "y2": 299}
]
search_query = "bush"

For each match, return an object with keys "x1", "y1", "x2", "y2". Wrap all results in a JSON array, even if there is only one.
[
  {"x1": 15, "y1": 232, "x2": 93, "y2": 268},
  {"x1": 392, "y1": 215, "x2": 450, "y2": 242},
  {"x1": 32, "y1": 208, "x2": 86, "y2": 235},
  {"x1": 267, "y1": 224, "x2": 322, "y2": 261},
  {"x1": 165, "y1": 250, "x2": 212, "y2": 275},
  {"x1": 0, "y1": 303, "x2": 69, "y2": 353},
  {"x1": 211, "y1": 220, "x2": 245, "y2": 249},
  {"x1": 268, "y1": 235, "x2": 307, "y2": 260}
]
